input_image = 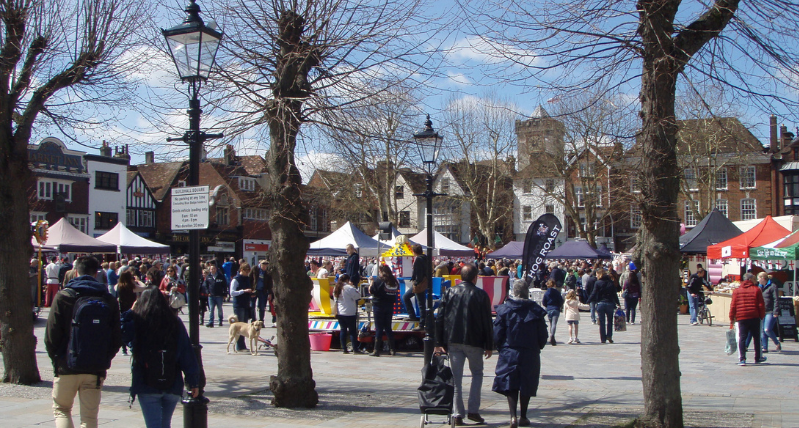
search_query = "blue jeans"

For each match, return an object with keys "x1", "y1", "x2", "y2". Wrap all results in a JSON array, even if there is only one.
[
  {"x1": 448, "y1": 343, "x2": 484, "y2": 418},
  {"x1": 208, "y1": 296, "x2": 224, "y2": 325},
  {"x1": 138, "y1": 392, "x2": 180, "y2": 428},
  {"x1": 687, "y1": 293, "x2": 699, "y2": 324},
  {"x1": 547, "y1": 310, "x2": 560, "y2": 340},
  {"x1": 589, "y1": 302, "x2": 597, "y2": 323},
  {"x1": 596, "y1": 302, "x2": 615, "y2": 342},
  {"x1": 252, "y1": 289, "x2": 268, "y2": 321},
  {"x1": 762, "y1": 313, "x2": 779, "y2": 351}
]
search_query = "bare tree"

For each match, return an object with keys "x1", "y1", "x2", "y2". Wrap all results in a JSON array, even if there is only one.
[
  {"x1": 440, "y1": 94, "x2": 517, "y2": 248},
  {"x1": 207, "y1": 0, "x2": 436, "y2": 407},
  {"x1": 462, "y1": 0, "x2": 799, "y2": 425},
  {"x1": 0, "y1": 0, "x2": 147, "y2": 384}
]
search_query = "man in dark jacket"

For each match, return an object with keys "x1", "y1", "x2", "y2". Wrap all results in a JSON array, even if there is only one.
[
  {"x1": 730, "y1": 273, "x2": 766, "y2": 366},
  {"x1": 435, "y1": 264, "x2": 494, "y2": 426},
  {"x1": 250, "y1": 260, "x2": 273, "y2": 322},
  {"x1": 687, "y1": 268, "x2": 711, "y2": 325},
  {"x1": 583, "y1": 272, "x2": 598, "y2": 324},
  {"x1": 45, "y1": 256, "x2": 122, "y2": 428},
  {"x1": 404, "y1": 244, "x2": 428, "y2": 329},
  {"x1": 204, "y1": 262, "x2": 228, "y2": 327},
  {"x1": 344, "y1": 244, "x2": 361, "y2": 285}
]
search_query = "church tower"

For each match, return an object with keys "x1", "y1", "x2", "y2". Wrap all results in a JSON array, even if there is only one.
[{"x1": 515, "y1": 105, "x2": 565, "y2": 170}]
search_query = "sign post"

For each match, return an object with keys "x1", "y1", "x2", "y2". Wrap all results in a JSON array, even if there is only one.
[{"x1": 171, "y1": 186, "x2": 210, "y2": 230}]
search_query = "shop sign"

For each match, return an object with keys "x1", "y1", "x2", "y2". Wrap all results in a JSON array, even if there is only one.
[
  {"x1": 28, "y1": 140, "x2": 84, "y2": 171},
  {"x1": 244, "y1": 241, "x2": 270, "y2": 252},
  {"x1": 171, "y1": 186, "x2": 209, "y2": 230},
  {"x1": 215, "y1": 241, "x2": 235, "y2": 250}
]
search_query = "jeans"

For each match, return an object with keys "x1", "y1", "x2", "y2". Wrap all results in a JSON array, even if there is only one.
[
  {"x1": 402, "y1": 289, "x2": 427, "y2": 326},
  {"x1": 625, "y1": 297, "x2": 639, "y2": 323},
  {"x1": 596, "y1": 302, "x2": 615, "y2": 342},
  {"x1": 762, "y1": 313, "x2": 779, "y2": 351},
  {"x1": 547, "y1": 310, "x2": 559, "y2": 340},
  {"x1": 337, "y1": 315, "x2": 358, "y2": 351},
  {"x1": 208, "y1": 296, "x2": 224, "y2": 325},
  {"x1": 687, "y1": 293, "x2": 699, "y2": 324},
  {"x1": 589, "y1": 302, "x2": 597, "y2": 323},
  {"x1": 233, "y1": 305, "x2": 251, "y2": 350},
  {"x1": 52, "y1": 374, "x2": 103, "y2": 428},
  {"x1": 737, "y1": 318, "x2": 762, "y2": 362},
  {"x1": 138, "y1": 392, "x2": 181, "y2": 428},
  {"x1": 252, "y1": 289, "x2": 268, "y2": 321},
  {"x1": 449, "y1": 343, "x2": 484, "y2": 418},
  {"x1": 373, "y1": 308, "x2": 394, "y2": 343}
]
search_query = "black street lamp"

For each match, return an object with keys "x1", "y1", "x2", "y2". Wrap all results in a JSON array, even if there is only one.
[
  {"x1": 162, "y1": 1, "x2": 222, "y2": 426},
  {"x1": 412, "y1": 115, "x2": 444, "y2": 366}
]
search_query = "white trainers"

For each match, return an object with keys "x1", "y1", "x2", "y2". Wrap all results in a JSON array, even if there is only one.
[
  {"x1": 574, "y1": 338, "x2": 581, "y2": 344},
  {"x1": 567, "y1": 338, "x2": 574, "y2": 344}
]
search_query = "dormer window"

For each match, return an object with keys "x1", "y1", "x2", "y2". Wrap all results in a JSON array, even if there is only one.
[{"x1": 239, "y1": 177, "x2": 256, "y2": 192}]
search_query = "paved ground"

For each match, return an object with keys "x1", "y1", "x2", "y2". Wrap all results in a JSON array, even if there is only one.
[{"x1": 0, "y1": 303, "x2": 795, "y2": 427}]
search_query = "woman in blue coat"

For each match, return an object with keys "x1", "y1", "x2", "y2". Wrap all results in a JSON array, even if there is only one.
[{"x1": 493, "y1": 279, "x2": 549, "y2": 428}]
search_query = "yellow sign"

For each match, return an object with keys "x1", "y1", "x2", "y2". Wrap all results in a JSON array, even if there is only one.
[{"x1": 382, "y1": 241, "x2": 414, "y2": 257}]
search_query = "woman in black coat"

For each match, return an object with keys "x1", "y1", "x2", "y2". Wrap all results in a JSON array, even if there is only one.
[
  {"x1": 368, "y1": 265, "x2": 399, "y2": 356},
  {"x1": 587, "y1": 268, "x2": 620, "y2": 343},
  {"x1": 493, "y1": 279, "x2": 549, "y2": 428}
]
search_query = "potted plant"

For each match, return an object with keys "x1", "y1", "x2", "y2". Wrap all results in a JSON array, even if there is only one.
[{"x1": 678, "y1": 293, "x2": 688, "y2": 314}]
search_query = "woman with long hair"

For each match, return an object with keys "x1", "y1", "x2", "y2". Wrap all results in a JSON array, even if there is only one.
[
  {"x1": 130, "y1": 288, "x2": 199, "y2": 428},
  {"x1": 116, "y1": 270, "x2": 146, "y2": 355},
  {"x1": 369, "y1": 265, "x2": 399, "y2": 356},
  {"x1": 334, "y1": 274, "x2": 363, "y2": 354},
  {"x1": 587, "y1": 267, "x2": 621, "y2": 343},
  {"x1": 622, "y1": 266, "x2": 641, "y2": 324}
]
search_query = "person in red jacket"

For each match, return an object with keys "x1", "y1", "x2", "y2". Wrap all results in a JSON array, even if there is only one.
[{"x1": 729, "y1": 273, "x2": 766, "y2": 366}]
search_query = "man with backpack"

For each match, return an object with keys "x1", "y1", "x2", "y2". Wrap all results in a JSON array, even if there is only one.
[{"x1": 45, "y1": 255, "x2": 122, "y2": 428}]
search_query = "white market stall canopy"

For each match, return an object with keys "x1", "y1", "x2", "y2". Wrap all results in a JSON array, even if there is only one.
[
  {"x1": 409, "y1": 229, "x2": 475, "y2": 257},
  {"x1": 97, "y1": 223, "x2": 170, "y2": 254},
  {"x1": 41, "y1": 218, "x2": 117, "y2": 253},
  {"x1": 734, "y1": 215, "x2": 799, "y2": 233},
  {"x1": 307, "y1": 221, "x2": 381, "y2": 256}
]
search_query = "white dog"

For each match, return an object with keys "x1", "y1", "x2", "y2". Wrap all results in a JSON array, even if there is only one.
[{"x1": 226, "y1": 315, "x2": 264, "y2": 356}]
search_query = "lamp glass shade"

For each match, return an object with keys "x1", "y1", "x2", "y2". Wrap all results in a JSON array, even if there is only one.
[
  {"x1": 163, "y1": 24, "x2": 221, "y2": 81},
  {"x1": 413, "y1": 116, "x2": 443, "y2": 171}
]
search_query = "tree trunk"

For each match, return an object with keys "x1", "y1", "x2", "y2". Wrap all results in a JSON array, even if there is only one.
[
  {"x1": 266, "y1": 99, "x2": 317, "y2": 407},
  {"x1": 636, "y1": 51, "x2": 683, "y2": 427},
  {"x1": 0, "y1": 134, "x2": 41, "y2": 384}
]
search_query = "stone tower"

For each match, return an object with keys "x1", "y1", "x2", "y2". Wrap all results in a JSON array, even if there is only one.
[{"x1": 515, "y1": 105, "x2": 565, "y2": 171}]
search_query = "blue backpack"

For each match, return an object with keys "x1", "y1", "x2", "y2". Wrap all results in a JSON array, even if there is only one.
[{"x1": 65, "y1": 288, "x2": 115, "y2": 372}]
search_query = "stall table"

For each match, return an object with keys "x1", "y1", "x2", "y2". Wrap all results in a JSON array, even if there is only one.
[{"x1": 707, "y1": 292, "x2": 732, "y2": 324}]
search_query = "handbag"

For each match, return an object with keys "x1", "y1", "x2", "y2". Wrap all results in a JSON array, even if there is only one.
[
  {"x1": 613, "y1": 308, "x2": 627, "y2": 331},
  {"x1": 169, "y1": 289, "x2": 186, "y2": 309},
  {"x1": 412, "y1": 276, "x2": 429, "y2": 294}
]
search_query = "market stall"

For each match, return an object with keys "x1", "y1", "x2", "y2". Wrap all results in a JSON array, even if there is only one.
[
  {"x1": 409, "y1": 229, "x2": 474, "y2": 257},
  {"x1": 307, "y1": 221, "x2": 381, "y2": 256},
  {"x1": 97, "y1": 223, "x2": 169, "y2": 255},
  {"x1": 487, "y1": 241, "x2": 524, "y2": 259},
  {"x1": 680, "y1": 209, "x2": 742, "y2": 281},
  {"x1": 545, "y1": 239, "x2": 611, "y2": 260},
  {"x1": 40, "y1": 218, "x2": 117, "y2": 253}
]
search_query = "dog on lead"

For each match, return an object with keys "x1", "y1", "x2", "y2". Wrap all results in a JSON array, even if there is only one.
[{"x1": 226, "y1": 315, "x2": 264, "y2": 355}]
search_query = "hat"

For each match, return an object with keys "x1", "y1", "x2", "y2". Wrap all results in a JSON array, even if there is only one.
[{"x1": 629, "y1": 262, "x2": 637, "y2": 271}]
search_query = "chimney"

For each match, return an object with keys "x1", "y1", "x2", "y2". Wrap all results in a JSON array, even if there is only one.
[
  {"x1": 224, "y1": 144, "x2": 235, "y2": 165},
  {"x1": 113, "y1": 145, "x2": 130, "y2": 161},
  {"x1": 781, "y1": 124, "x2": 792, "y2": 150},
  {"x1": 770, "y1": 115, "x2": 778, "y2": 153},
  {"x1": 100, "y1": 140, "x2": 112, "y2": 157},
  {"x1": 145, "y1": 151, "x2": 155, "y2": 164}
]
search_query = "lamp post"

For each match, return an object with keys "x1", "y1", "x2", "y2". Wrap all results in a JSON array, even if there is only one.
[
  {"x1": 412, "y1": 115, "x2": 444, "y2": 366},
  {"x1": 162, "y1": 1, "x2": 222, "y2": 426}
]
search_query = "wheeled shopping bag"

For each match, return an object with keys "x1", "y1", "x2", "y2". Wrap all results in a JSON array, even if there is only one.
[{"x1": 418, "y1": 354, "x2": 456, "y2": 427}]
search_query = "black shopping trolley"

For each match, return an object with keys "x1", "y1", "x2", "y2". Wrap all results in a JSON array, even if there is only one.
[{"x1": 418, "y1": 354, "x2": 455, "y2": 428}]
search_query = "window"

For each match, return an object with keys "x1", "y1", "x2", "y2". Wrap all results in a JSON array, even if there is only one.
[
  {"x1": 522, "y1": 206, "x2": 532, "y2": 221},
  {"x1": 741, "y1": 198, "x2": 757, "y2": 220},
  {"x1": 715, "y1": 199, "x2": 728, "y2": 218},
  {"x1": 395, "y1": 185, "x2": 404, "y2": 199},
  {"x1": 244, "y1": 208, "x2": 268, "y2": 221},
  {"x1": 575, "y1": 186, "x2": 584, "y2": 207},
  {"x1": 684, "y1": 168, "x2": 697, "y2": 191},
  {"x1": 740, "y1": 166, "x2": 756, "y2": 189},
  {"x1": 545, "y1": 179, "x2": 555, "y2": 192},
  {"x1": 309, "y1": 207, "x2": 317, "y2": 231},
  {"x1": 784, "y1": 174, "x2": 799, "y2": 215},
  {"x1": 178, "y1": 180, "x2": 186, "y2": 187},
  {"x1": 715, "y1": 168, "x2": 727, "y2": 190},
  {"x1": 545, "y1": 204, "x2": 555, "y2": 214},
  {"x1": 354, "y1": 184, "x2": 362, "y2": 198},
  {"x1": 684, "y1": 200, "x2": 699, "y2": 227},
  {"x1": 37, "y1": 179, "x2": 72, "y2": 201},
  {"x1": 216, "y1": 207, "x2": 229, "y2": 226},
  {"x1": 631, "y1": 177, "x2": 641, "y2": 193},
  {"x1": 579, "y1": 163, "x2": 594, "y2": 178},
  {"x1": 238, "y1": 177, "x2": 256, "y2": 192},
  {"x1": 630, "y1": 206, "x2": 642, "y2": 229},
  {"x1": 126, "y1": 209, "x2": 135, "y2": 225},
  {"x1": 399, "y1": 211, "x2": 410, "y2": 227},
  {"x1": 68, "y1": 215, "x2": 88, "y2": 234},
  {"x1": 30, "y1": 212, "x2": 47, "y2": 224},
  {"x1": 596, "y1": 186, "x2": 603, "y2": 207},
  {"x1": 94, "y1": 171, "x2": 119, "y2": 190},
  {"x1": 94, "y1": 211, "x2": 118, "y2": 230},
  {"x1": 441, "y1": 178, "x2": 450, "y2": 194},
  {"x1": 522, "y1": 179, "x2": 532, "y2": 194},
  {"x1": 139, "y1": 210, "x2": 154, "y2": 228}
]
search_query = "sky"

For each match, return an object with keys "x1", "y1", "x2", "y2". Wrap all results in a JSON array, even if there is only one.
[{"x1": 39, "y1": 0, "x2": 799, "y2": 183}]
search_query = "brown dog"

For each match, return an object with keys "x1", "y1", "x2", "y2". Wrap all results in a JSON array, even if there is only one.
[{"x1": 226, "y1": 315, "x2": 264, "y2": 355}]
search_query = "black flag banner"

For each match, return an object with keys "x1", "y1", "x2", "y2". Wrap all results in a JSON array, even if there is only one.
[{"x1": 521, "y1": 214, "x2": 563, "y2": 286}]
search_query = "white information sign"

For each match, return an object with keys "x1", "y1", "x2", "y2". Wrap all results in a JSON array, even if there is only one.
[{"x1": 171, "y1": 186, "x2": 210, "y2": 230}]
